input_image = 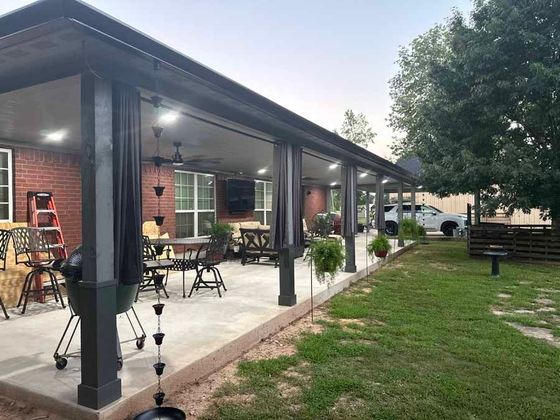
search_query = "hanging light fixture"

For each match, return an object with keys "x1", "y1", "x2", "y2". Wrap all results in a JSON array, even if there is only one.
[{"x1": 172, "y1": 142, "x2": 184, "y2": 166}]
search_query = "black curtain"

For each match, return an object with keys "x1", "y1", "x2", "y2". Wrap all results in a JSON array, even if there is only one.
[
  {"x1": 341, "y1": 165, "x2": 357, "y2": 237},
  {"x1": 270, "y1": 143, "x2": 303, "y2": 250},
  {"x1": 112, "y1": 82, "x2": 143, "y2": 285}
]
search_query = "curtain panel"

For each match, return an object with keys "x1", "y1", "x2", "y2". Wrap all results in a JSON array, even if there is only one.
[
  {"x1": 270, "y1": 143, "x2": 303, "y2": 250},
  {"x1": 112, "y1": 82, "x2": 143, "y2": 285}
]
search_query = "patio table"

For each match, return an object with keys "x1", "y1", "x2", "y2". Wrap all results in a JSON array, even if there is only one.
[{"x1": 149, "y1": 237, "x2": 210, "y2": 298}]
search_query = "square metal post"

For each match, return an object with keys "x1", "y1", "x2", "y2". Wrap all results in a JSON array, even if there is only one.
[
  {"x1": 410, "y1": 186, "x2": 416, "y2": 220},
  {"x1": 397, "y1": 182, "x2": 404, "y2": 247},
  {"x1": 375, "y1": 174, "x2": 385, "y2": 236},
  {"x1": 341, "y1": 165, "x2": 357, "y2": 273},
  {"x1": 275, "y1": 143, "x2": 298, "y2": 307},
  {"x1": 77, "y1": 73, "x2": 121, "y2": 409}
]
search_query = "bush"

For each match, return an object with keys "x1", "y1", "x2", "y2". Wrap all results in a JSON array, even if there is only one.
[
  {"x1": 309, "y1": 239, "x2": 345, "y2": 284},
  {"x1": 399, "y1": 218, "x2": 425, "y2": 241}
]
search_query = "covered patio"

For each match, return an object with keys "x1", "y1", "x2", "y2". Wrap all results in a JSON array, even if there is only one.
[
  {"x1": 0, "y1": 0, "x2": 417, "y2": 418},
  {"x1": 0, "y1": 235, "x2": 412, "y2": 419}
]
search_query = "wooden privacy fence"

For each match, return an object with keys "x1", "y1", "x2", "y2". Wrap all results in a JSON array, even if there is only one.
[{"x1": 468, "y1": 224, "x2": 560, "y2": 261}]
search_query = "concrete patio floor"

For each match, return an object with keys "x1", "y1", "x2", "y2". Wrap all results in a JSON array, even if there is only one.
[{"x1": 0, "y1": 234, "x2": 413, "y2": 419}]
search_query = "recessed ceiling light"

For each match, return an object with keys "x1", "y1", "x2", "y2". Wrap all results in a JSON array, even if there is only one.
[
  {"x1": 330, "y1": 181, "x2": 337, "y2": 186},
  {"x1": 45, "y1": 130, "x2": 66, "y2": 142},
  {"x1": 257, "y1": 168, "x2": 267, "y2": 174},
  {"x1": 382, "y1": 179, "x2": 389, "y2": 184},
  {"x1": 160, "y1": 111, "x2": 178, "y2": 124},
  {"x1": 360, "y1": 172, "x2": 368, "y2": 178},
  {"x1": 329, "y1": 163, "x2": 339, "y2": 170}
]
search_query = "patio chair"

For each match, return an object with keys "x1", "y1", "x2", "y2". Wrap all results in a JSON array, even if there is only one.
[
  {"x1": 188, "y1": 234, "x2": 229, "y2": 298},
  {"x1": 239, "y1": 228, "x2": 278, "y2": 267},
  {"x1": 0, "y1": 229, "x2": 11, "y2": 319},
  {"x1": 11, "y1": 227, "x2": 65, "y2": 314},
  {"x1": 136, "y1": 235, "x2": 174, "y2": 301}
]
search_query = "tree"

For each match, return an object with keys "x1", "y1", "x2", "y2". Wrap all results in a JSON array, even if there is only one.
[
  {"x1": 336, "y1": 109, "x2": 376, "y2": 147},
  {"x1": 390, "y1": 0, "x2": 560, "y2": 225}
]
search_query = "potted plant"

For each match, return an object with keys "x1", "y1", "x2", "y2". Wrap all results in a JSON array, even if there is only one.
[
  {"x1": 367, "y1": 234, "x2": 392, "y2": 258},
  {"x1": 209, "y1": 223, "x2": 234, "y2": 255},
  {"x1": 307, "y1": 239, "x2": 345, "y2": 322}
]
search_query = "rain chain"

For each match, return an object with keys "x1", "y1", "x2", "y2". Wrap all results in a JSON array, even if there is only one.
[{"x1": 151, "y1": 94, "x2": 167, "y2": 407}]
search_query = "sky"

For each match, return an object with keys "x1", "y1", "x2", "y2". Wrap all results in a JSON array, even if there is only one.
[{"x1": 0, "y1": 0, "x2": 472, "y2": 159}]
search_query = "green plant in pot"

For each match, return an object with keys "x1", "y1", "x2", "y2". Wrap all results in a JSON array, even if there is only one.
[
  {"x1": 209, "y1": 223, "x2": 234, "y2": 255},
  {"x1": 308, "y1": 239, "x2": 345, "y2": 322},
  {"x1": 367, "y1": 234, "x2": 392, "y2": 259}
]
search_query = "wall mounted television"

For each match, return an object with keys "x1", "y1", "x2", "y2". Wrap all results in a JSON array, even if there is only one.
[{"x1": 226, "y1": 179, "x2": 255, "y2": 213}]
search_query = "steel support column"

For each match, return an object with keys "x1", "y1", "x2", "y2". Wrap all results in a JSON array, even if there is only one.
[
  {"x1": 397, "y1": 182, "x2": 404, "y2": 247},
  {"x1": 375, "y1": 174, "x2": 385, "y2": 236},
  {"x1": 276, "y1": 143, "x2": 298, "y2": 307},
  {"x1": 77, "y1": 73, "x2": 121, "y2": 409},
  {"x1": 341, "y1": 165, "x2": 357, "y2": 273},
  {"x1": 410, "y1": 186, "x2": 416, "y2": 220}
]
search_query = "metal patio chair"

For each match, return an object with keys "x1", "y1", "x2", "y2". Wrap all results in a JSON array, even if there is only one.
[
  {"x1": 0, "y1": 229, "x2": 11, "y2": 319},
  {"x1": 188, "y1": 234, "x2": 229, "y2": 298},
  {"x1": 11, "y1": 227, "x2": 65, "y2": 314},
  {"x1": 136, "y1": 235, "x2": 173, "y2": 301}
]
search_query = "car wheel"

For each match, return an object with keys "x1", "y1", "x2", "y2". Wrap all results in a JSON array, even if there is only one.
[
  {"x1": 385, "y1": 222, "x2": 398, "y2": 236},
  {"x1": 442, "y1": 222, "x2": 457, "y2": 237}
]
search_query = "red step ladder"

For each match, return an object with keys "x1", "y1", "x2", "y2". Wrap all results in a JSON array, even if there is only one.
[{"x1": 27, "y1": 191, "x2": 68, "y2": 260}]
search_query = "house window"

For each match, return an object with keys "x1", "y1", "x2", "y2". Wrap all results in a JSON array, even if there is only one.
[
  {"x1": 175, "y1": 171, "x2": 215, "y2": 237},
  {"x1": 255, "y1": 180, "x2": 272, "y2": 226},
  {"x1": 0, "y1": 149, "x2": 12, "y2": 222}
]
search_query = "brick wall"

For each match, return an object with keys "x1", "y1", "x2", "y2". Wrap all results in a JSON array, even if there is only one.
[
  {"x1": 215, "y1": 176, "x2": 256, "y2": 223},
  {"x1": 14, "y1": 147, "x2": 82, "y2": 250},
  {"x1": 142, "y1": 164, "x2": 176, "y2": 237},
  {"x1": 303, "y1": 185, "x2": 327, "y2": 225}
]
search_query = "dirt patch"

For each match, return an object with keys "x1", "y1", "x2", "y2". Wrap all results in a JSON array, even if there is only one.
[
  {"x1": 330, "y1": 395, "x2": 366, "y2": 415},
  {"x1": 360, "y1": 287, "x2": 374, "y2": 294},
  {"x1": 497, "y1": 293, "x2": 512, "y2": 299},
  {"x1": 429, "y1": 262, "x2": 457, "y2": 271},
  {"x1": 536, "y1": 307, "x2": 556, "y2": 313},
  {"x1": 170, "y1": 307, "x2": 329, "y2": 418},
  {"x1": 338, "y1": 318, "x2": 366, "y2": 327},
  {"x1": 492, "y1": 308, "x2": 507, "y2": 316},
  {"x1": 0, "y1": 396, "x2": 63, "y2": 420},
  {"x1": 537, "y1": 288, "x2": 560, "y2": 294},
  {"x1": 506, "y1": 322, "x2": 560, "y2": 348},
  {"x1": 513, "y1": 309, "x2": 535, "y2": 314},
  {"x1": 277, "y1": 381, "x2": 301, "y2": 399},
  {"x1": 535, "y1": 297, "x2": 555, "y2": 306}
]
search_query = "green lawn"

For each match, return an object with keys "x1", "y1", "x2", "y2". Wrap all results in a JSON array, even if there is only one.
[{"x1": 201, "y1": 242, "x2": 560, "y2": 419}]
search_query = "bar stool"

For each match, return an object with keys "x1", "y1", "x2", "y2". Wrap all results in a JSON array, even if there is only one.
[
  {"x1": 11, "y1": 227, "x2": 65, "y2": 314},
  {"x1": 0, "y1": 229, "x2": 11, "y2": 319}
]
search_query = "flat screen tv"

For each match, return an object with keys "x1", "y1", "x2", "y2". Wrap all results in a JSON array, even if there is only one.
[{"x1": 227, "y1": 179, "x2": 255, "y2": 213}]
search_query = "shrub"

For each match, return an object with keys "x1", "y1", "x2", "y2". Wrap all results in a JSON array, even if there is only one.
[
  {"x1": 209, "y1": 222, "x2": 233, "y2": 237},
  {"x1": 399, "y1": 218, "x2": 425, "y2": 241}
]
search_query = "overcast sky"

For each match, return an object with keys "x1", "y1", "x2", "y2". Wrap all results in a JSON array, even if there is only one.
[{"x1": 1, "y1": 0, "x2": 472, "y2": 159}]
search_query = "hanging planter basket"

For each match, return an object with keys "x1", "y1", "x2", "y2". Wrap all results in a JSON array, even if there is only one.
[
  {"x1": 153, "y1": 215, "x2": 165, "y2": 226},
  {"x1": 153, "y1": 186, "x2": 165, "y2": 197}
]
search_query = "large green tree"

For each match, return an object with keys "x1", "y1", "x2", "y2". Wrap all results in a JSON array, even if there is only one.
[{"x1": 390, "y1": 0, "x2": 560, "y2": 225}]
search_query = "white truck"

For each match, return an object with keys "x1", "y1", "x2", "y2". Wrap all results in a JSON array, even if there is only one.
[{"x1": 382, "y1": 203, "x2": 468, "y2": 237}]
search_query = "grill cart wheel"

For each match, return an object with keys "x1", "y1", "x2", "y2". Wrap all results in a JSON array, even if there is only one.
[
  {"x1": 136, "y1": 337, "x2": 146, "y2": 349},
  {"x1": 55, "y1": 357, "x2": 68, "y2": 370},
  {"x1": 117, "y1": 357, "x2": 123, "y2": 371}
]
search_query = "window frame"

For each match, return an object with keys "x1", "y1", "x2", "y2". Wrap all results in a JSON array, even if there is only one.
[
  {"x1": 254, "y1": 180, "x2": 272, "y2": 225},
  {"x1": 0, "y1": 148, "x2": 13, "y2": 223},
  {"x1": 174, "y1": 170, "x2": 216, "y2": 237}
]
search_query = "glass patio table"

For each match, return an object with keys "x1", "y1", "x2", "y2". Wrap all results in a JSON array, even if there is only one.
[{"x1": 149, "y1": 237, "x2": 211, "y2": 298}]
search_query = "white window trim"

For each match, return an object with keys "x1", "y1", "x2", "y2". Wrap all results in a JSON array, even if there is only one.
[
  {"x1": 0, "y1": 148, "x2": 13, "y2": 223},
  {"x1": 255, "y1": 180, "x2": 272, "y2": 225},
  {"x1": 175, "y1": 170, "x2": 216, "y2": 237}
]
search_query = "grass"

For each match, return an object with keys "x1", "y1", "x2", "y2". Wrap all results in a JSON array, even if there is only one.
[{"x1": 201, "y1": 242, "x2": 560, "y2": 419}]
